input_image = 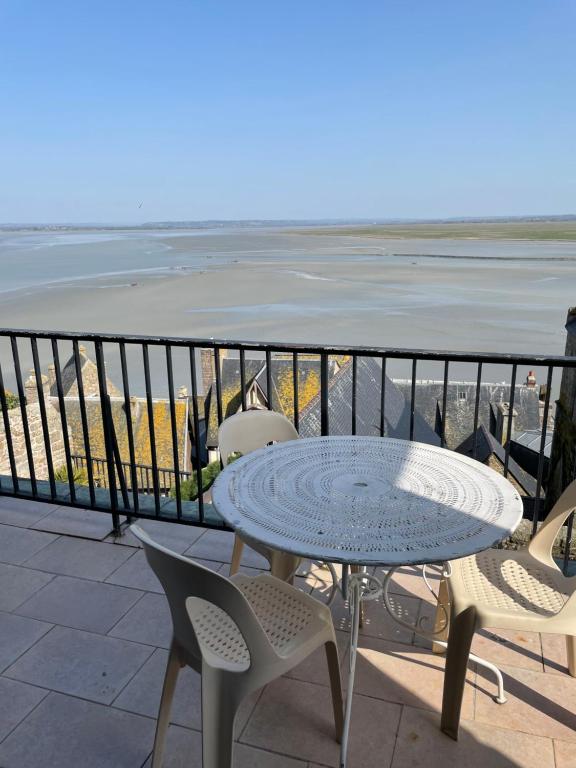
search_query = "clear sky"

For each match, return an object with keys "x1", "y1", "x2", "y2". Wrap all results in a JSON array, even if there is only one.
[{"x1": 1, "y1": 0, "x2": 575, "y2": 223}]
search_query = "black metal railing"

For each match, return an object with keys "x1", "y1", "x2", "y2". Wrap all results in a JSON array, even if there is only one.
[{"x1": 0, "y1": 327, "x2": 575, "y2": 569}]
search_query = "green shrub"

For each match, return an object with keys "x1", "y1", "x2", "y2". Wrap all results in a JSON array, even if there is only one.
[
  {"x1": 54, "y1": 464, "x2": 89, "y2": 486},
  {"x1": 4, "y1": 390, "x2": 19, "y2": 410},
  {"x1": 172, "y1": 454, "x2": 242, "y2": 501}
]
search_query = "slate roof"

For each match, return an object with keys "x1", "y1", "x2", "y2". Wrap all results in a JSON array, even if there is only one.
[
  {"x1": 509, "y1": 429, "x2": 552, "y2": 482},
  {"x1": 513, "y1": 429, "x2": 553, "y2": 459},
  {"x1": 299, "y1": 357, "x2": 441, "y2": 445},
  {"x1": 455, "y1": 424, "x2": 540, "y2": 498},
  {"x1": 393, "y1": 381, "x2": 541, "y2": 449}
]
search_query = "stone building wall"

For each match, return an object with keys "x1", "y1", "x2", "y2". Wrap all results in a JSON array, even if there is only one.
[{"x1": 0, "y1": 398, "x2": 69, "y2": 481}]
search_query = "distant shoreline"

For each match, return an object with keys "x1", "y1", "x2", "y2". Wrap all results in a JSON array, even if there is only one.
[{"x1": 289, "y1": 221, "x2": 576, "y2": 242}]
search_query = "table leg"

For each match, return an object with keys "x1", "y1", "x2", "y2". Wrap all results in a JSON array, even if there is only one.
[{"x1": 340, "y1": 574, "x2": 362, "y2": 768}]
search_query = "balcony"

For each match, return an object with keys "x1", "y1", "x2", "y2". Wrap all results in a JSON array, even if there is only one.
[
  {"x1": 0, "y1": 495, "x2": 575, "y2": 767},
  {"x1": 1, "y1": 328, "x2": 575, "y2": 766}
]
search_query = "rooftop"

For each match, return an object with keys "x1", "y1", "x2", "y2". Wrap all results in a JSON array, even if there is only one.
[{"x1": 0, "y1": 495, "x2": 573, "y2": 768}]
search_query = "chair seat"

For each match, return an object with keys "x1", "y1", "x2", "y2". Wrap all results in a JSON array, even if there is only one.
[
  {"x1": 188, "y1": 574, "x2": 322, "y2": 669},
  {"x1": 451, "y1": 548, "x2": 570, "y2": 619}
]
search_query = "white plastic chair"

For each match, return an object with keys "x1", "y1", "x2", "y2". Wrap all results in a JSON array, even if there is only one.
[
  {"x1": 218, "y1": 409, "x2": 302, "y2": 581},
  {"x1": 131, "y1": 524, "x2": 343, "y2": 768},
  {"x1": 437, "y1": 479, "x2": 576, "y2": 739}
]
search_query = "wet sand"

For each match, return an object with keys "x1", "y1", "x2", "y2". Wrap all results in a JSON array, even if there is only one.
[{"x1": 0, "y1": 229, "x2": 573, "y2": 358}]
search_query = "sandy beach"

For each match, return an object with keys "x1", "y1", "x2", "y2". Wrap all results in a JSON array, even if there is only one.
[{"x1": 0, "y1": 227, "x2": 574, "y2": 391}]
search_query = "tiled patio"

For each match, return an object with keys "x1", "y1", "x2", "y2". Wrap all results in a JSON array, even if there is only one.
[{"x1": 0, "y1": 496, "x2": 574, "y2": 768}]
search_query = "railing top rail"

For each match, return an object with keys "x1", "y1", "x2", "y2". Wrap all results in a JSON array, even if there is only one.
[{"x1": 1, "y1": 327, "x2": 575, "y2": 367}]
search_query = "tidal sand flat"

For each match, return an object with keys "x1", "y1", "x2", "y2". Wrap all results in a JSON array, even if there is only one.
[{"x1": 0, "y1": 228, "x2": 573, "y2": 356}]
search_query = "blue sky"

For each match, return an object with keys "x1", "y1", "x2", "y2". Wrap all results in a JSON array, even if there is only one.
[{"x1": 1, "y1": 0, "x2": 575, "y2": 223}]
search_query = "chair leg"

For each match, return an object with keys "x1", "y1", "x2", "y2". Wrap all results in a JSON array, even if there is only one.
[
  {"x1": 201, "y1": 666, "x2": 239, "y2": 768},
  {"x1": 151, "y1": 641, "x2": 182, "y2": 768},
  {"x1": 566, "y1": 635, "x2": 576, "y2": 676},
  {"x1": 325, "y1": 639, "x2": 344, "y2": 743},
  {"x1": 229, "y1": 535, "x2": 244, "y2": 576},
  {"x1": 432, "y1": 577, "x2": 450, "y2": 654},
  {"x1": 440, "y1": 606, "x2": 476, "y2": 741}
]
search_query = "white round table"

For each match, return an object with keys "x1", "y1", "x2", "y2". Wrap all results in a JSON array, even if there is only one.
[{"x1": 212, "y1": 436, "x2": 524, "y2": 766}]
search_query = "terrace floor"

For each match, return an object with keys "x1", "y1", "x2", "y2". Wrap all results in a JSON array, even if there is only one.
[{"x1": 0, "y1": 496, "x2": 574, "y2": 768}]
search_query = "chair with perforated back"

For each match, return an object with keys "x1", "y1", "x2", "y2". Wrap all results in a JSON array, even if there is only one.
[
  {"x1": 131, "y1": 524, "x2": 343, "y2": 768},
  {"x1": 436, "y1": 479, "x2": 576, "y2": 740},
  {"x1": 218, "y1": 409, "x2": 302, "y2": 581}
]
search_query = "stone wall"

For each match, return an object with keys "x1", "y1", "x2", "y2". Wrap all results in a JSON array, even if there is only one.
[{"x1": 0, "y1": 398, "x2": 69, "y2": 480}]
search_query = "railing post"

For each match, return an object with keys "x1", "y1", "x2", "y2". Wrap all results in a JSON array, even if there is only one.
[
  {"x1": 320, "y1": 353, "x2": 329, "y2": 436},
  {"x1": 94, "y1": 341, "x2": 120, "y2": 533}
]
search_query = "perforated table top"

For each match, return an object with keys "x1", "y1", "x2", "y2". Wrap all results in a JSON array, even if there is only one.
[{"x1": 211, "y1": 436, "x2": 524, "y2": 566}]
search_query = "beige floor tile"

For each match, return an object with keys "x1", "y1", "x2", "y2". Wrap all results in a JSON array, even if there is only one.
[
  {"x1": 542, "y1": 633, "x2": 572, "y2": 675},
  {"x1": 142, "y1": 724, "x2": 308, "y2": 767},
  {"x1": 285, "y1": 630, "x2": 349, "y2": 687},
  {"x1": 553, "y1": 738, "x2": 576, "y2": 768},
  {"x1": 391, "y1": 705, "x2": 555, "y2": 768},
  {"x1": 330, "y1": 592, "x2": 420, "y2": 644},
  {"x1": 475, "y1": 663, "x2": 576, "y2": 742},
  {"x1": 471, "y1": 628, "x2": 543, "y2": 672},
  {"x1": 241, "y1": 676, "x2": 401, "y2": 767},
  {"x1": 351, "y1": 637, "x2": 475, "y2": 719}
]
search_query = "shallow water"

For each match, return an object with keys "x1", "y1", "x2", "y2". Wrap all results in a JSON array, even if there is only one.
[{"x1": 0, "y1": 226, "x2": 574, "y2": 392}]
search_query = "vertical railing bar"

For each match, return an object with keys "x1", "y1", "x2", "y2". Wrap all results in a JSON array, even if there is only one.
[
  {"x1": 0, "y1": 359, "x2": 19, "y2": 492},
  {"x1": 531, "y1": 366, "x2": 554, "y2": 537},
  {"x1": 351, "y1": 355, "x2": 358, "y2": 436},
  {"x1": 472, "y1": 362, "x2": 483, "y2": 459},
  {"x1": 563, "y1": 513, "x2": 574, "y2": 576},
  {"x1": 73, "y1": 340, "x2": 96, "y2": 507},
  {"x1": 166, "y1": 345, "x2": 182, "y2": 521},
  {"x1": 239, "y1": 348, "x2": 247, "y2": 411},
  {"x1": 440, "y1": 361, "x2": 449, "y2": 448},
  {"x1": 31, "y1": 338, "x2": 56, "y2": 500},
  {"x1": 214, "y1": 347, "x2": 223, "y2": 423},
  {"x1": 142, "y1": 343, "x2": 161, "y2": 515},
  {"x1": 51, "y1": 339, "x2": 76, "y2": 504},
  {"x1": 292, "y1": 352, "x2": 299, "y2": 431},
  {"x1": 265, "y1": 350, "x2": 273, "y2": 410},
  {"x1": 109, "y1": 407, "x2": 130, "y2": 512},
  {"x1": 503, "y1": 363, "x2": 518, "y2": 478},
  {"x1": 119, "y1": 342, "x2": 139, "y2": 516},
  {"x1": 409, "y1": 358, "x2": 417, "y2": 441},
  {"x1": 11, "y1": 335, "x2": 37, "y2": 496},
  {"x1": 320, "y1": 353, "x2": 329, "y2": 436},
  {"x1": 380, "y1": 357, "x2": 387, "y2": 437},
  {"x1": 189, "y1": 346, "x2": 205, "y2": 524},
  {"x1": 94, "y1": 341, "x2": 120, "y2": 530}
]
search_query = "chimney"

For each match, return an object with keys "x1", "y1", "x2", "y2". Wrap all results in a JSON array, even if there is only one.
[
  {"x1": 24, "y1": 370, "x2": 49, "y2": 403},
  {"x1": 495, "y1": 402, "x2": 517, "y2": 445},
  {"x1": 199, "y1": 348, "x2": 230, "y2": 394},
  {"x1": 200, "y1": 349, "x2": 215, "y2": 394},
  {"x1": 178, "y1": 385, "x2": 188, "y2": 399},
  {"x1": 47, "y1": 364, "x2": 56, "y2": 394},
  {"x1": 526, "y1": 370, "x2": 536, "y2": 388}
]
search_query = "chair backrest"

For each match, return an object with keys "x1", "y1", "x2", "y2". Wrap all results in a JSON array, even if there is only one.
[
  {"x1": 130, "y1": 524, "x2": 273, "y2": 664},
  {"x1": 528, "y1": 478, "x2": 576, "y2": 566},
  {"x1": 218, "y1": 409, "x2": 299, "y2": 466}
]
